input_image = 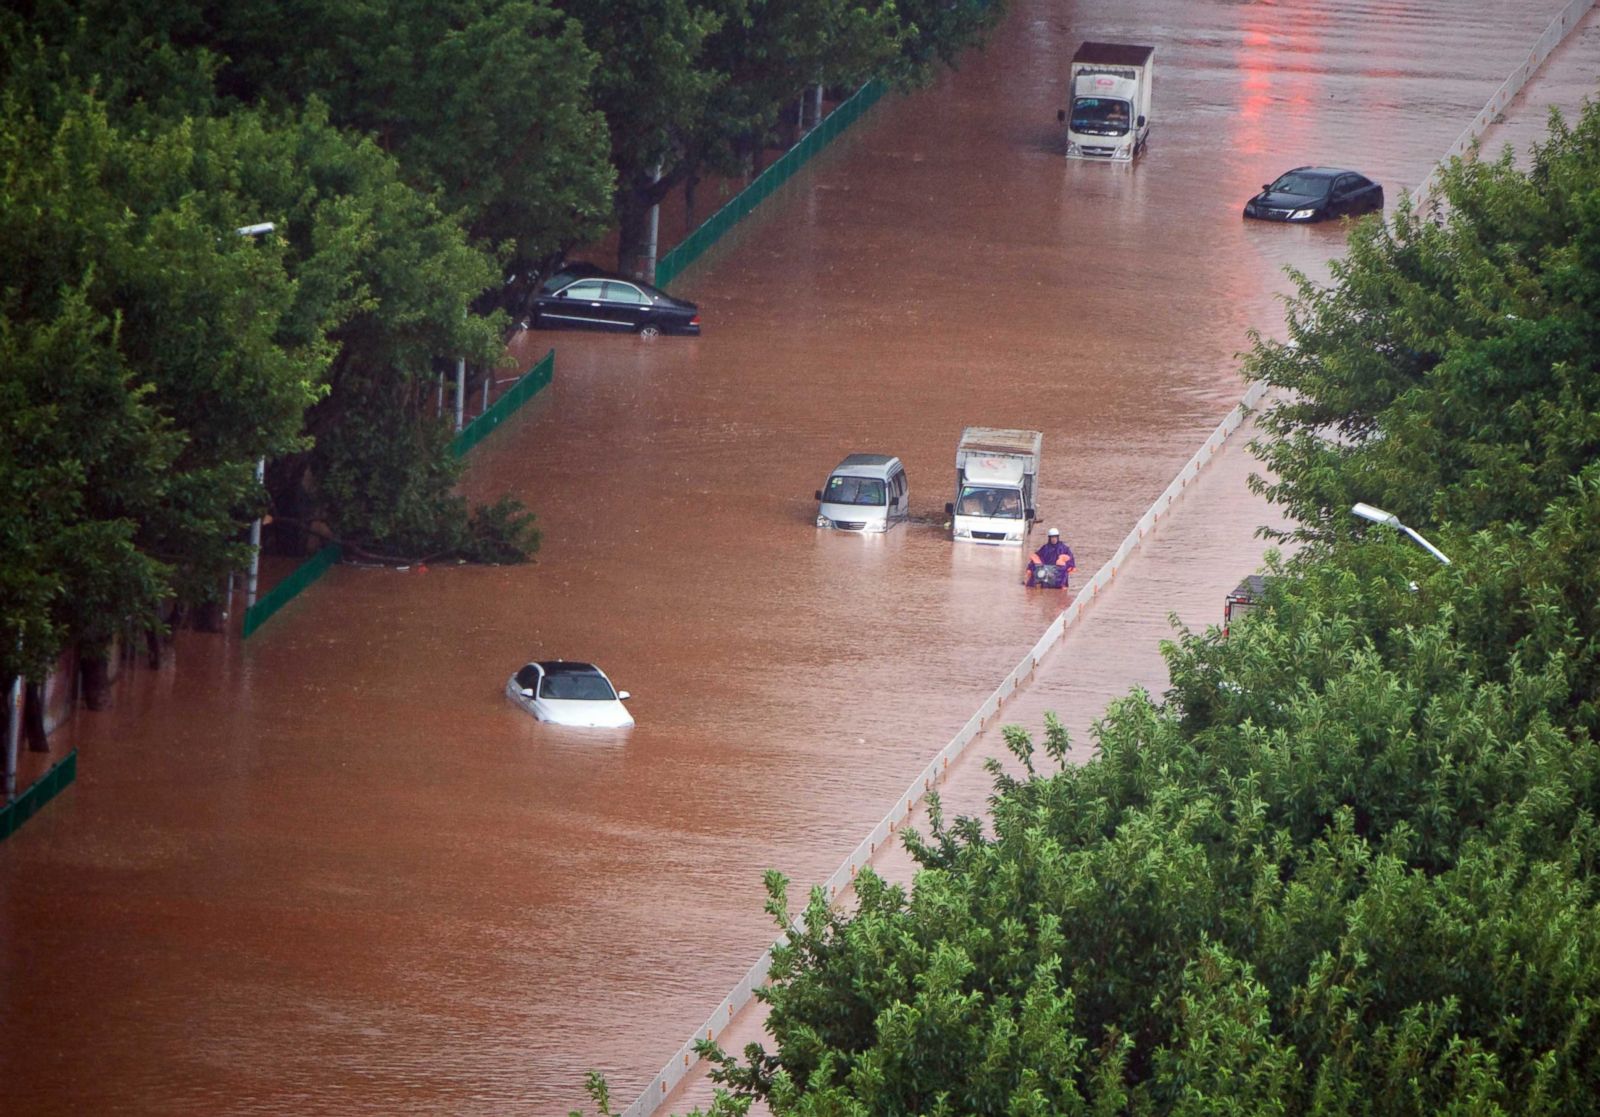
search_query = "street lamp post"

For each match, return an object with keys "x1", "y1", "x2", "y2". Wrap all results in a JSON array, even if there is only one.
[
  {"x1": 1351, "y1": 502, "x2": 1452, "y2": 565},
  {"x1": 247, "y1": 456, "x2": 265, "y2": 608},
  {"x1": 237, "y1": 222, "x2": 275, "y2": 611}
]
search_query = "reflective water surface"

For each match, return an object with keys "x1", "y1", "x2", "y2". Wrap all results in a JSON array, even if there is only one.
[{"x1": 3, "y1": 0, "x2": 1584, "y2": 1112}]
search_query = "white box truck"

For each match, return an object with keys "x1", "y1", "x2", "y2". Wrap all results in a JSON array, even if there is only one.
[
  {"x1": 946, "y1": 428, "x2": 1043, "y2": 545},
  {"x1": 1058, "y1": 42, "x2": 1154, "y2": 162}
]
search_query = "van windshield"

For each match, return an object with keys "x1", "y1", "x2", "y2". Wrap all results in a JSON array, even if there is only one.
[
  {"x1": 956, "y1": 485, "x2": 1024, "y2": 519},
  {"x1": 824, "y1": 475, "x2": 886, "y2": 506}
]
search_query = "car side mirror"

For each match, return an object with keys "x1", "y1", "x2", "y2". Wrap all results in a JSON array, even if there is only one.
[
  {"x1": 814, "y1": 490, "x2": 823, "y2": 501},
  {"x1": 1027, "y1": 508, "x2": 1038, "y2": 521},
  {"x1": 945, "y1": 501, "x2": 954, "y2": 515},
  {"x1": 618, "y1": 691, "x2": 631, "y2": 701},
  {"x1": 1262, "y1": 184, "x2": 1272, "y2": 192},
  {"x1": 519, "y1": 687, "x2": 534, "y2": 698},
  {"x1": 1057, "y1": 109, "x2": 1066, "y2": 123},
  {"x1": 1137, "y1": 115, "x2": 1146, "y2": 127}
]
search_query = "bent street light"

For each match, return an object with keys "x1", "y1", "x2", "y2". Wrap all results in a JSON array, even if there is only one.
[{"x1": 1351, "y1": 502, "x2": 1452, "y2": 565}]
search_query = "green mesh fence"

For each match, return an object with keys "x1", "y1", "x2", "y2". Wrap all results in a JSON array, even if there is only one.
[
  {"x1": 244, "y1": 348, "x2": 555, "y2": 640},
  {"x1": 656, "y1": 78, "x2": 886, "y2": 288},
  {"x1": 1, "y1": 748, "x2": 77, "y2": 842},
  {"x1": 450, "y1": 348, "x2": 554, "y2": 459},
  {"x1": 242, "y1": 541, "x2": 344, "y2": 638}
]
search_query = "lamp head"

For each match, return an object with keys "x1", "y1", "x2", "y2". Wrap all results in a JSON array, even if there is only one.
[{"x1": 1351, "y1": 502, "x2": 1399, "y2": 527}]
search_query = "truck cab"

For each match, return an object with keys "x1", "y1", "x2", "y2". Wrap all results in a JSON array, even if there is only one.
[{"x1": 951, "y1": 458, "x2": 1031, "y2": 543}]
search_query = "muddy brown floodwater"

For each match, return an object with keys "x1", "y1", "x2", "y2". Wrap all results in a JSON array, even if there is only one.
[{"x1": 3, "y1": 1, "x2": 1586, "y2": 1113}]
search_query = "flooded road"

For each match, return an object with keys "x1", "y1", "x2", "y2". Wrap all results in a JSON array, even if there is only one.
[{"x1": 3, "y1": 1, "x2": 1586, "y2": 1113}]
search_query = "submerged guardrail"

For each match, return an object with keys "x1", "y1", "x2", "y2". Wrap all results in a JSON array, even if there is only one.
[{"x1": 1, "y1": 749, "x2": 77, "y2": 842}]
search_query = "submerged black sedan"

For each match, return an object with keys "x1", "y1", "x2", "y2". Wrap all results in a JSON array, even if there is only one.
[
  {"x1": 1243, "y1": 167, "x2": 1384, "y2": 222},
  {"x1": 530, "y1": 265, "x2": 700, "y2": 338}
]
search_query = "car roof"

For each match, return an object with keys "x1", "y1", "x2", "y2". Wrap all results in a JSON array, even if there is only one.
[
  {"x1": 549, "y1": 267, "x2": 666, "y2": 294},
  {"x1": 832, "y1": 453, "x2": 901, "y2": 478},
  {"x1": 1281, "y1": 166, "x2": 1356, "y2": 179},
  {"x1": 533, "y1": 660, "x2": 604, "y2": 676}
]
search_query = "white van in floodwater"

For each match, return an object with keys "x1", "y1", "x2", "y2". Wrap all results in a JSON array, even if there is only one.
[{"x1": 815, "y1": 454, "x2": 909, "y2": 532}]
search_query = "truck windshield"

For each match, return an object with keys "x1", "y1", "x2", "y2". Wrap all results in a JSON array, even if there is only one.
[
  {"x1": 1071, "y1": 97, "x2": 1131, "y2": 135},
  {"x1": 824, "y1": 475, "x2": 886, "y2": 506},
  {"x1": 956, "y1": 485, "x2": 1024, "y2": 519}
]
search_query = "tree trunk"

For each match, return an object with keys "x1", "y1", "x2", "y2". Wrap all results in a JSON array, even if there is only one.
[
  {"x1": 192, "y1": 599, "x2": 225, "y2": 633},
  {"x1": 24, "y1": 681, "x2": 49, "y2": 752},
  {"x1": 79, "y1": 657, "x2": 113, "y2": 711},
  {"x1": 616, "y1": 201, "x2": 653, "y2": 280},
  {"x1": 684, "y1": 171, "x2": 700, "y2": 230}
]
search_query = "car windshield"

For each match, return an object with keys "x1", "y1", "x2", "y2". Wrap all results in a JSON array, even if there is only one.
[
  {"x1": 539, "y1": 673, "x2": 616, "y2": 701},
  {"x1": 1070, "y1": 97, "x2": 1131, "y2": 134},
  {"x1": 1267, "y1": 172, "x2": 1332, "y2": 198},
  {"x1": 956, "y1": 485, "x2": 1024, "y2": 519},
  {"x1": 823, "y1": 475, "x2": 886, "y2": 506}
]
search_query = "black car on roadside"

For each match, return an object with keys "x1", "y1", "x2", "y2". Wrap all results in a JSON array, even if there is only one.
[
  {"x1": 530, "y1": 265, "x2": 701, "y2": 338},
  {"x1": 1243, "y1": 166, "x2": 1384, "y2": 223}
]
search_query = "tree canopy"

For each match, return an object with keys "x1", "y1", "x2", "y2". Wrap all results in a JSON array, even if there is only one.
[{"x1": 6, "y1": 0, "x2": 1001, "y2": 689}]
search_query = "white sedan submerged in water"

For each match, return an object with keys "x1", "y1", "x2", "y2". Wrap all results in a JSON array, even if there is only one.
[{"x1": 507, "y1": 661, "x2": 634, "y2": 728}]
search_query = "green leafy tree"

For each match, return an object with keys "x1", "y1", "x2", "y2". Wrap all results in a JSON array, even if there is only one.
[
  {"x1": 0, "y1": 285, "x2": 176, "y2": 688},
  {"x1": 0, "y1": 82, "x2": 327, "y2": 672},
  {"x1": 14, "y1": 0, "x2": 616, "y2": 301},
  {"x1": 551, "y1": 0, "x2": 728, "y2": 274},
  {"x1": 681, "y1": 0, "x2": 904, "y2": 221}
]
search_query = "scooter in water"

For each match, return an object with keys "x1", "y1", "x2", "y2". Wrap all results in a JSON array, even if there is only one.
[{"x1": 1024, "y1": 561, "x2": 1072, "y2": 589}]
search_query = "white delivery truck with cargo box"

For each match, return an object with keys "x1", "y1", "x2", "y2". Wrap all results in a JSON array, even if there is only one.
[
  {"x1": 946, "y1": 428, "x2": 1043, "y2": 545},
  {"x1": 1058, "y1": 42, "x2": 1155, "y2": 161}
]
